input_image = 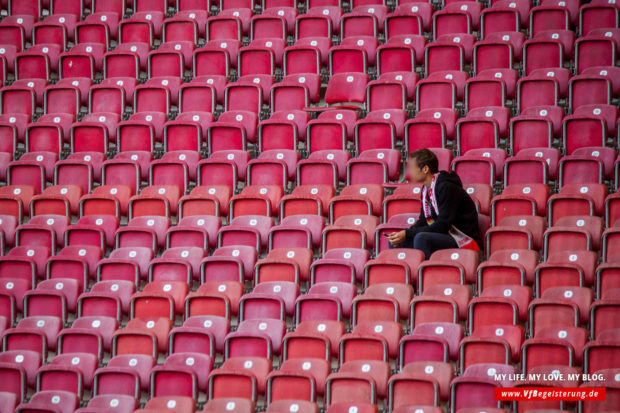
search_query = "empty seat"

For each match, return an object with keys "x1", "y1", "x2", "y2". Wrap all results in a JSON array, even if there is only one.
[
  {"x1": 480, "y1": 7, "x2": 520, "y2": 39},
  {"x1": 473, "y1": 32, "x2": 524, "y2": 72},
  {"x1": 218, "y1": 215, "x2": 274, "y2": 252},
  {"x1": 580, "y1": 2, "x2": 619, "y2": 37},
  {"x1": 280, "y1": 184, "x2": 335, "y2": 218},
  {"x1": 416, "y1": 73, "x2": 463, "y2": 112},
  {"x1": 322, "y1": 215, "x2": 379, "y2": 253},
  {"x1": 450, "y1": 365, "x2": 509, "y2": 412},
  {"x1": 15, "y1": 390, "x2": 79, "y2": 413},
  {"x1": 325, "y1": 73, "x2": 369, "y2": 106},
  {"x1": 424, "y1": 42, "x2": 465, "y2": 75},
  {"x1": 399, "y1": 322, "x2": 464, "y2": 365},
  {"x1": 548, "y1": 183, "x2": 607, "y2": 225},
  {"x1": 325, "y1": 372, "x2": 377, "y2": 408},
  {"x1": 569, "y1": 74, "x2": 612, "y2": 113}
]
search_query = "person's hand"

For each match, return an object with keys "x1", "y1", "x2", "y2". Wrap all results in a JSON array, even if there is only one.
[{"x1": 387, "y1": 230, "x2": 407, "y2": 247}]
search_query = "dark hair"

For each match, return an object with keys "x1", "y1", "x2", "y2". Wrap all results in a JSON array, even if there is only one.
[{"x1": 410, "y1": 148, "x2": 439, "y2": 174}]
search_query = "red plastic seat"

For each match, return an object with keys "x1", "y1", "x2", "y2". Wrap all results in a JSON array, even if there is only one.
[
  {"x1": 325, "y1": 73, "x2": 369, "y2": 106},
  {"x1": 404, "y1": 109, "x2": 456, "y2": 153},
  {"x1": 202, "y1": 244, "x2": 256, "y2": 283},
  {"x1": 389, "y1": 3, "x2": 432, "y2": 34},
  {"x1": 94, "y1": 354, "x2": 152, "y2": 396},
  {"x1": 473, "y1": 39, "x2": 513, "y2": 74},
  {"x1": 456, "y1": 107, "x2": 509, "y2": 155},
  {"x1": 28, "y1": 185, "x2": 81, "y2": 217},
  {"x1": 480, "y1": 7, "x2": 519, "y2": 39},
  {"x1": 138, "y1": 396, "x2": 195, "y2": 413},
  {"x1": 283, "y1": 41, "x2": 326, "y2": 77},
  {"x1": 178, "y1": 186, "x2": 232, "y2": 219},
  {"x1": 206, "y1": 12, "x2": 244, "y2": 42},
  {"x1": 473, "y1": 32, "x2": 525, "y2": 72},
  {"x1": 257, "y1": 247, "x2": 313, "y2": 283},
  {"x1": 198, "y1": 150, "x2": 249, "y2": 189},
  {"x1": 14, "y1": 45, "x2": 61, "y2": 82},
  {"x1": 325, "y1": 372, "x2": 378, "y2": 409},
  {"x1": 583, "y1": 65, "x2": 620, "y2": 96},
  {"x1": 399, "y1": 322, "x2": 464, "y2": 365},
  {"x1": 328, "y1": 40, "x2": 369, "y2": 76},
  {"x1": 269, "y1": 215, "x2": 324, "y2": 250},
  {"x1": 277, "y1": 356, "x2": 329, "y2": 397},
  {"x1": 490, "y1": 183, "x2": 549, "y2": 225},
  {"x1": 340, "y1": 11, "x2": 379, "y2": 39},
  {"x1": 590, "y1": 299, "x2": 620, "y2": 340},
  {"x1": 366, "y1": 79, "x2": 408, "y2": 112},
  {"x1": 558, "y1": 155, "x2": 604, "y2": 188},
  {"x1": 304, "y1": 116, "x2": 349, "y2": 153},
  {"x1": 381, "y1": 184, "x2": 423, "y2": 221},
  {"x1": 258, "y1": 110, "x2": 309, "y2": 151},
  {"x1": 163, "y1": 15, "x2": 199, "y2": 46},
  {"x1": 294, "y1": 11, "x2": 333, "y2": 40},
  {"x1": 414, "y1": 283, "x2": 471, "y2": 325},
  {"x1": 529, "y1": 5, "x2": 570, "y2": 37},
  {"x1": 569, "y1": 74, "x2": 612, "y2": 113},
  {"x1": 424, "y1": 42, "x2": 464, "y2": 75},
  {"x1": 528, "y1": 298, "x2": 580, "y2": 338},
  {"x1": 432, "y1": 9, "x2": 472, "y2": 40},
  {"x1": 376, "y1": 41, "x2": 418, "y2": 77},
  {"x1": 562, "y1": 115, "x2": 607, "y2": 157},
  {"x1": 237, "y1": 41, "x2": 279, "y2": 77},
  {"x1": 82, "y1": 394, "x2": 137, "y2": 413},
  {"x1": 449, "y1": 366, "x2": 508, "y2": 412},
  {"x1": 309, "y1": 248, "x2": 369, "y2": 286},
  {"x1": 354, "y1": 111, "x2": 405, "y2": 155},
  {"x1": 452, "y1": 153, "x2": 500, "y2": 186},
  {"x1": 15, "y1": 214, "x2": 69, "y2": 254},
  {"x1": 476, "y1": 66, "x2": 519, "y2": 97},
  {"x1": 459, "y1": 324, "x2": 524, "y2": 373},
  {"x1": 218, "y1": 215, "x2": 274, "y2": 252},
  {"x1": 15, "y1": 390, "x2": 79, "y2": 413},
  {"x1": 207, "y1": 111, "x2": 258, "y2": 153},
  {"x1": 398, "y1": 361, "x2": 454, "y2": 403},
  {"x1": 580, "y1": 2, "x2": 619, "y2": 37},
  {"x1": 279, "y1": 184, "x2": 335, "y2": 218},
  {"x1": 415, "y1": 77, "x2": 457, "y2": 112},
  {"x1": 322, "y1": 215, "x2": 379, "y2": 253},
  {"x1": 548, "y1": 183, "x2": 606, "y2": 227},
  {"x1": 329, "y1": 184, "x2": 383, "y2": 223}
]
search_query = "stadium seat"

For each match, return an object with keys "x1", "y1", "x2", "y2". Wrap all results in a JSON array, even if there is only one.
[{"x1": 0, "y1": 0, "x2": 616, "y2": 409}]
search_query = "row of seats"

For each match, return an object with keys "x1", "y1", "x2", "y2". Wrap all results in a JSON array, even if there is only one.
[
  {"x1": 4, "y1": 147, "x2": 620, "y2": 203},
  {"x1": 4, "y1": 169, "x2": 620, "y2": 401},
  {"x1": 3, "y1": 148, "x2": 620, "y2": 222},
  {"x1": 2, "y1": 239, "x2": 620, "y2": 335},
  {"x1": 1, "y1": 74, "x2": 619, "y2": 153},
  {"x1": 3, "y1": 177, "x2": 620, "y2": 241},
  {"x1": 1, "y1": 0, "x2": 619, "y2": 48},
  {"x1": 1, "y1": 58, "x2": 618, "y2": 116},
  {"x1": 4, "y1": 358, "x2": 618, "y2": 413},
  {"x1": 1, "y1": 0, "x2": 620, "y2": 412},
  {"x1": 3, "y1": 0, "x2": 619, "y2": 37},
  {"x1": 1, "y1": 28, "x2": 619, "y2": 82},
  {"x1": 2, "y1": 238, "x2": 620, "y2": 412},
  {"x1": 1, "y1": 208, "x2": 620, "y2": 286}
]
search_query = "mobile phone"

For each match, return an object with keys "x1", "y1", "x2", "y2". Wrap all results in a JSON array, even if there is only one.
[{"x1": 383, "y1": 233, "x2": 390, "y2": 237}]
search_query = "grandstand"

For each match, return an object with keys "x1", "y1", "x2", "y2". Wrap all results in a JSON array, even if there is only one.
[{"x1": 0, "y1": 0, "x2": 619, "y2": 412}]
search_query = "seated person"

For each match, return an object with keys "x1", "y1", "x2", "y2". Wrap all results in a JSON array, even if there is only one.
[{"x1": 388, "y1": 148, "x2": 480, "y2": 259}]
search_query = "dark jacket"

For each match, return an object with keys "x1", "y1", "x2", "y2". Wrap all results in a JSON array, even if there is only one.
[{"x1": 405, "y1": 171, "x2": 479, "y2": 243}]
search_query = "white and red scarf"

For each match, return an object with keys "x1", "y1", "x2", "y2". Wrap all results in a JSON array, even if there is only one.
[{"x1": 422, "y1": 174, "x2": 480, "y2": 251}]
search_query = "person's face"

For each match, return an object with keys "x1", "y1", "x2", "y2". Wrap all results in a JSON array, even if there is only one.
[{"x1": 407, "y1": 158, "x2": 429, "y2": 183}]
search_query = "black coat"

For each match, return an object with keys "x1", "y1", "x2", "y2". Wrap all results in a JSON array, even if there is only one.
[{"x1": 405, "y1": 171, "x2": 480, "y2": 244}]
